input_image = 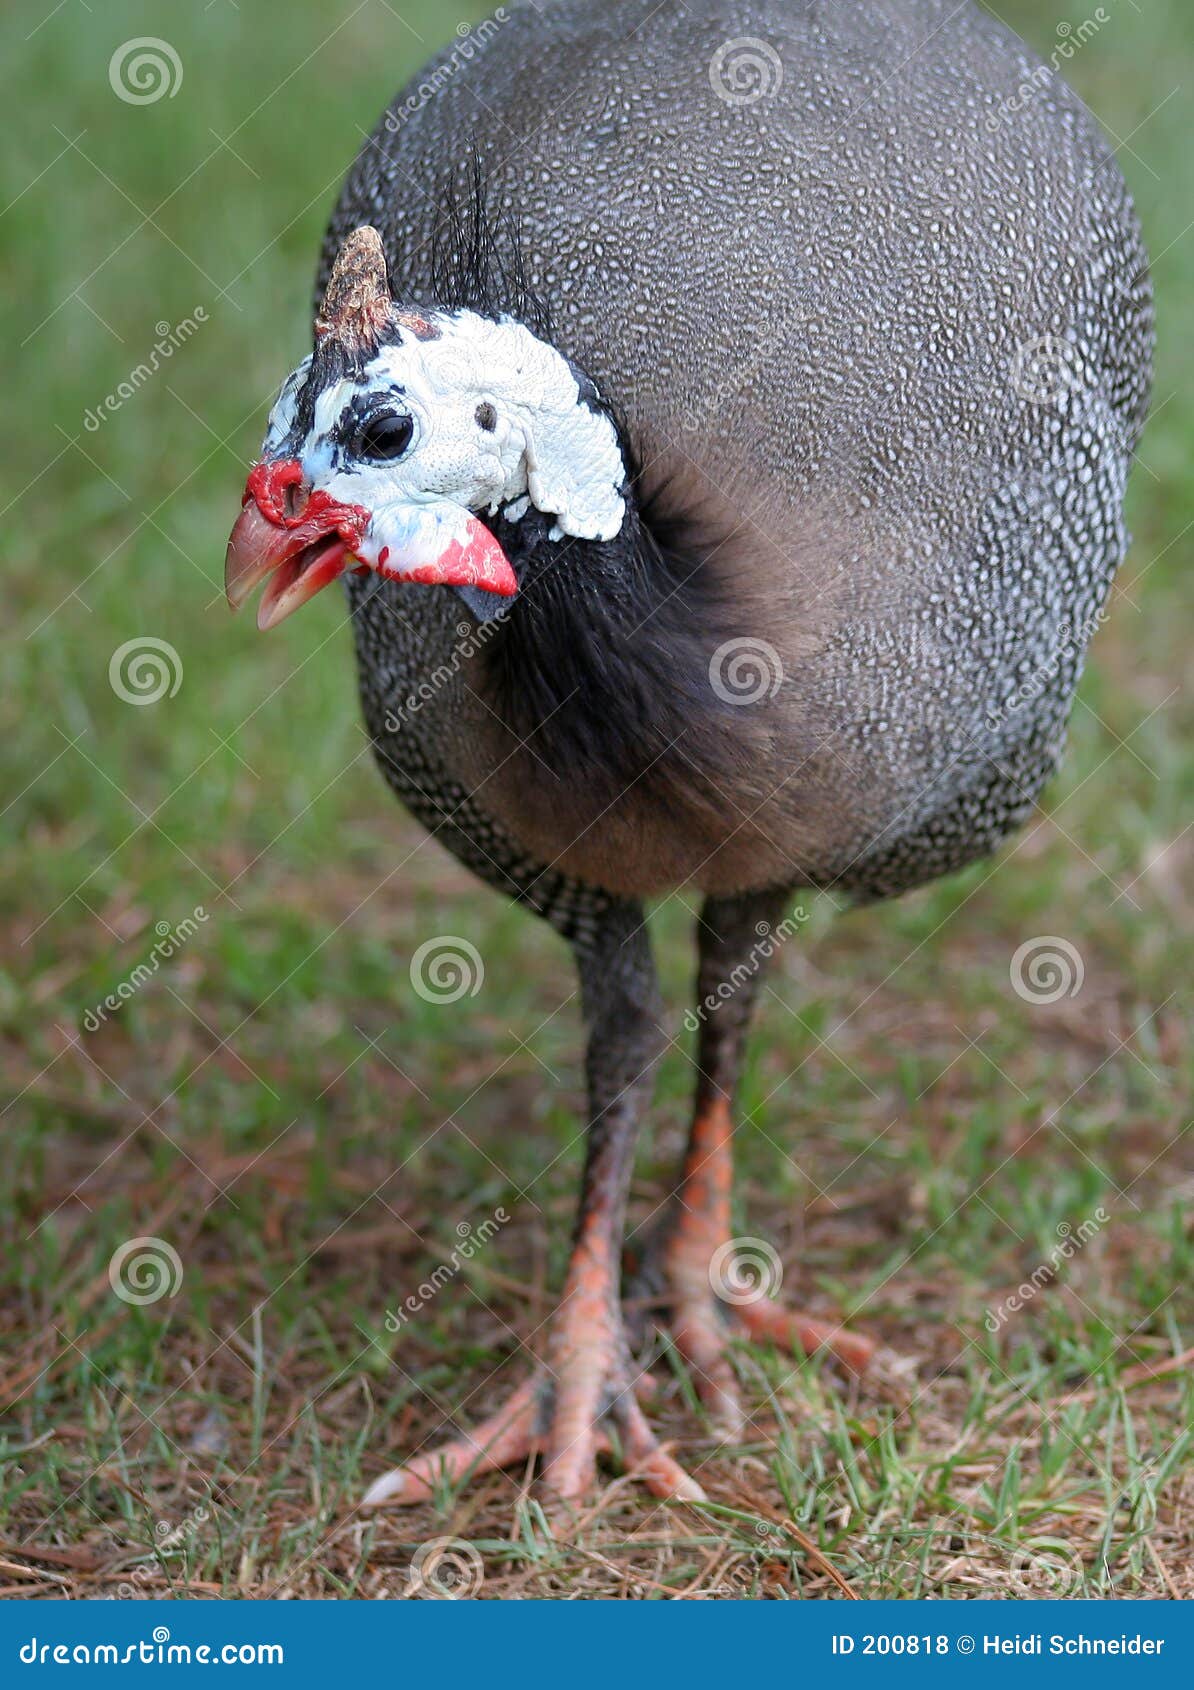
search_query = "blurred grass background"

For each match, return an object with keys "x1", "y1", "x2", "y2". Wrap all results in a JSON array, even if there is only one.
[{"x1": 0, "y1": 0, "x2": 1190, "y2": 1597}]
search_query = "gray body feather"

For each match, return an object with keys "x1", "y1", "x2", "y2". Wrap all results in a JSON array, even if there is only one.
[{"x1": 321, "y1": 0, "x2": 1151, "y2": 933}]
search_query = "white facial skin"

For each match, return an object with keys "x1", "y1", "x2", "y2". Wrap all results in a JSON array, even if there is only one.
[{"x1": 262, "y1": 311, "x2": 627, "y2": 581}]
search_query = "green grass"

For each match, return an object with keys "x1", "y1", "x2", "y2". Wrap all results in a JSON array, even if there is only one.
[{"x1": 0, "y1": 0, "x2": 1190, "y2": 1598}]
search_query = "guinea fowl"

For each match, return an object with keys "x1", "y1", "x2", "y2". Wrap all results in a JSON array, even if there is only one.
[{"x1": 225, "y1": 0, "x2": 1152, "y2": 1508}]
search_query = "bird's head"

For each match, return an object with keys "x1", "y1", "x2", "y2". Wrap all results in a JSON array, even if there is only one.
[{"x1": 226, "y1": 225, "x2": 627, "y2": 628}]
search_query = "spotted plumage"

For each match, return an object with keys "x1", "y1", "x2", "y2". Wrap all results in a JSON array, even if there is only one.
[
  {"x1": 321, "y1": 0, "x2": 1151, "y2": 916},
  {"x1": 228, "y1": 0, "x2": 1152, "y2": 1505}
]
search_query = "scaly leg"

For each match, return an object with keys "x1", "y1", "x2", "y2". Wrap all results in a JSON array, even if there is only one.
[{"x1": 628, "y1": 891, "x2": 874, "y2": 1440}]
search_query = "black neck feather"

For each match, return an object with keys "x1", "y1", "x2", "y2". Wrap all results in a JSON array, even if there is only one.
[{"x1": 477, "y1": 491, "x2": 748, "y2": 817}]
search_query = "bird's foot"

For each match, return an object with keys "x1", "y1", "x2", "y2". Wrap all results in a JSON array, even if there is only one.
[
  {"x1": 362, "y1": 1241, "x2": 706, "y2": 1512},
  {"x1": 625, "y1": 1207, "x2": 875, "y2": 1442}
]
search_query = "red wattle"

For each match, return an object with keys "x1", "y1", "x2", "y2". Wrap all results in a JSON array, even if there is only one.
[{"x1": 377, "y1": 518, "x2": 517, "y2": 596}]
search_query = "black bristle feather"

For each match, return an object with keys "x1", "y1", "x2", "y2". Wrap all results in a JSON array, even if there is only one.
[{"x1": 423, "y1": 154, "x2": 551, "y2": 336}]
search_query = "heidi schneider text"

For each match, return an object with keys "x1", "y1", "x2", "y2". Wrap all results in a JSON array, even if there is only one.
[{"x1": 986, "y1": 1634, "x2": 1164, "y2": 1655}]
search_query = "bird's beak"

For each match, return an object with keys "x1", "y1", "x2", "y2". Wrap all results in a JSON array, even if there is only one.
[
  {"x1": 226, "y1": 458, "x2": 518, "y2": 630},
  {"x1": 226, "y1": 460, "x2": 370, "y2": 631}
]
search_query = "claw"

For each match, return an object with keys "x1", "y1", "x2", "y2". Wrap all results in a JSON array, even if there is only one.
[
  {"x1": 669, "y1": 1303, "x2": 746, "y2": 1441},
  {"x1": 632, "y1": 1448, "x2": 708, "y2": 1504},
  {"x1": 361, "y1": 1353, "x2": 699, "y2": 1512},
  {"x1": 738, "y1": 1301, "x2": 876, "y2": 1375},
  {"x1": 619, "y1": 1394, "x2": 707, "y2": 1502},
  {"x1": 627, "y1": 1202, "x2": 874, "y2": 1445},
  {"x1": 361, "y1": 1374, "x2": 542, "y2": 1508}
]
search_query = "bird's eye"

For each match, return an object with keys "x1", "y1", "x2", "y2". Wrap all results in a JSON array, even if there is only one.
[{"x1": 355, "y1": 411, "x2": 414, "y2": 461}]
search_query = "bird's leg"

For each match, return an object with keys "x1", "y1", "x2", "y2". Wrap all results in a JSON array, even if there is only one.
[
  {"x1": 627, "y1": 892, "x2": 874, "y2": 1441},
  {"x1": 363, "y1": 901, "x2": 703, "y2": 1510},
  {"x1": 537, "y1": 909, "x2": 659, "y2": 1500}
]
